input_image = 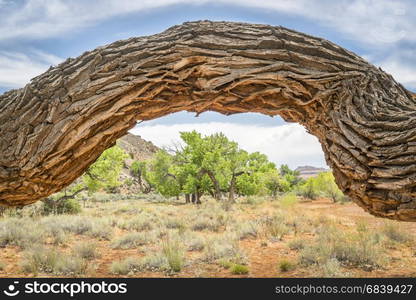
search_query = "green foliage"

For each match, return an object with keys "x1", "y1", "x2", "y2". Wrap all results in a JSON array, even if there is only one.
[
  {"x1": 278, "y1": 259, "x2": 296, "y2": 272},
  {"x1": 279, "y1": 193, "x2": 298, "y2": 209},
  {"x1": 146, "y1": 130, "x2": 277, "y2": 202},
  {"x1": 297, "y1": 171, "x2": 347, "y2": 202},
  {"x1": 82, "y1": 145, "x2": 128, "y2": 193},
  {"x1": 230, "y1": 264, "x2": 249, "y2": 275},
  {"x1": 146, "y1": 150, "x2": 182, "y2": 197},
  {"x1": 42, "y1": 196, "x2": 81, "y2": 215}
]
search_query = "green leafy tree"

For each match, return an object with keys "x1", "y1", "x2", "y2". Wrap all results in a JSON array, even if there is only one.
[
  {"x1": 146, "y1": 150, "x2": 182, "y2": 198},
  {"x1": 83, "y1": 145, "x2": 128, "y2": 193},
  {"x1": 131, "y1": 161, "x2": 152, "y2": 193},
  {"x1": 42, "y1": 145, "x2": 128, "y2": 213}
]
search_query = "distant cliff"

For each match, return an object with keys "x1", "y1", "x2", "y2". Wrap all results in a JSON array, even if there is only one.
[{"x1": 295, "y1": 165, "x2": 329, "y2": 179}]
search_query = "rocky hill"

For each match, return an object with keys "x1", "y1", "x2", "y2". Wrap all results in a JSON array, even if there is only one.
[
  {"x1": 118, "y1": 133, "x2": 159, "y2": 161},
  {"x1": 117, "y1": 133, "x2": 160, "y2": 193},
  {"x1": 295, "y1": 165, "x2": 329, "y2": 179}
]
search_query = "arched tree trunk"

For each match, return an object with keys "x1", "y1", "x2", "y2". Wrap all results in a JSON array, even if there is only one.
[{"x1": 0, "y1": 21, "x2": 415, "y2": 220}]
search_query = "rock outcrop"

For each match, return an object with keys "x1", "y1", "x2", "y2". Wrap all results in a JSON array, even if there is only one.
[
  {"x1": 1, "y1": 21, "x2": 416, "y2": 220},
  {"x1": 295, "y1": 166, "x2": 329, "y2": 179}
]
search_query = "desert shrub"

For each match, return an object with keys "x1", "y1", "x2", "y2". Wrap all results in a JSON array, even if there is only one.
[
  {"x1": 278, "y1": 259, "x2": 296, "y2": 272},
  {"x1": 21, "y1": 246, "x2": 88, "y2": 276},
  {"x1": 300, "y1": 225, "x2": 386, "y2": 269},
  {"x1": 118, "y1": 213, "x2": 155, "y2": 231},
  {"x1": 230, "y1": 264, "x2": 249, "y2": 275},
  {"x1": 58, "y1": 216, "x2": 93, "y2": 235},
  {"x1": 262, "y1": 216, "x2": 289, "y2": 241},
  {"x1": 162, "y1": 237, "x2": 185, "y2": 272},
  {"x1": 202, "y1": 235, "x2": 246, "y2": 264},
  {"x1": 87, "y1": 221, "x2": 113, "y2": 240},
  {"x1": 219, "y1": 259, "x2": 234, "y2": 269},
  {"x1": 321, "y1": 258, "x2": 348, "y2": 277},
  {"x1": 288, "y1": 239, "x2": 305, "y2": 250},
  {"x1": 297, "y1": 179, "x2": 319, "y2": 200},
  {"x1": 139, "y1": 254, "x2": 169, "y2": 272},
  {"x1": 279, "y1": 193, "x2": 298, "y2": 209},
  {"x1": 184, "y1": 233, "x2": 205, "y2": 251},
  {"x1": 42, "y1": 197, "x2": 82, "y2": 215},
  {"x1": 233, "y1": 221, "x2": 259, "y2": 240},
  {"x1": 73, "y1": 242, "x2": 99, "y2": 260},
  {"x1": 111, "y1": 232, "x2": 155, "y2": 249},
  {"x1": 110, "y1": 257, "x2": 142, "y2": 275},
  {"x1": 110, "y1": 254, "x2": 169, "y2": 275},
  {"x1": 51, "y1": 229, "x2": 68, "y2": 246},
  {"x1": 0, "y1": 261, "x2": 6, "y2": 270},
  {"x1": 20, "y1": 246, "x2": 59, "y2": 274},
  {"x1": 0, "y1": 218, "x2": 45, "y2": 249},
  {"x1": 381, "y1": 223, "x2": 412, "y2": 243},
  {"x1": 191, "y1": 216, "x2": 224, "y2": 232},
  {"x1": 240, "y1": 196, "x2": 264, "y2": 206},
  {"x1": 164, "y1": 218, "x2": 186, "y2": 231},
  {"x1": 53, "y1": 255, "x2": 89, "y2": 276}
]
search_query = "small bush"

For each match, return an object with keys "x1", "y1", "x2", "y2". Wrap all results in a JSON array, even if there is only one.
[
  {"x1": 278, "y1": 259, "x2": 296, "y2": 272},
  {"x1": 191, "y1": 216, "x2": 223, "y2": 232},
  {"x1": 381, "y1": 223, "x2": 412, "y2": 243},
  {"x1": 202, "y1": 235, "x2": 246, "y2": 264},
  {"x1": 87, "y1": 222, "x2": 113, "y2": 240},
  {"x1": 110, "y1": 257, "x2": 141, "y2": 275},
  {"x1": 118, "y1": 214, "x2": 155, "y2": 231},
  {"x1": 162, "y1": 237, "x2": 185, "y2": 272},
  {"x1": 0, "y1": 261, "x2": 6, "y2": 270},
  {"x1": 321, "y1": 258, "x2": 348, "y2": 278},
  {"x1": 219, "y1": 259, "x2": 234, "y2": 269},
  {"x1": 0, "y1": 218, "x2": 45, "y2": 249},
  {"x1": 263, "y1": 216, "x2": 289, "y2": 241},
  {"x1": 300, "y1": 225, "x2": 386, "y2": 270},
  {"x1": 185, "y1": 234, "x2": 205, "y2": 251},
  {"x1": 111, "y1": 232, "x2": 155, "y2": 249},
  {"x1": 73, "y1": 242, "x2": 99, "y2": 260},
  {"x1": 139, "y1": 254, "x2": 169, "y2": 272},
  {"x1": 288, "y1": 239, "x2": 305, "y2": 250},
  {"x1": 230, "y1": 264, "x2": 249, "y2": 275},
  {"x1": 280, "y1": 193, "x2": 298, "y2": 209},
  {"x1": 234, "y1": 221, "x2": 259, "y2": 240},
  {"x1": 42, "y1": 197, "x2": 82, "y2": 215},
  {"x1": 21, "y1": 246, "x2": 88, "y2": 276}
]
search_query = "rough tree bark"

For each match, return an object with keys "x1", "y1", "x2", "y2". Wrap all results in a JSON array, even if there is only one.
[{"x1": 1, "y1": 21, "x2": 416, "y2": 220}]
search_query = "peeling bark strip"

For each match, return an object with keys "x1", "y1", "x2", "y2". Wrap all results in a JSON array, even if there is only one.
[{"x1": 0, "y1": 21, "x2": 415, "y2": 220}]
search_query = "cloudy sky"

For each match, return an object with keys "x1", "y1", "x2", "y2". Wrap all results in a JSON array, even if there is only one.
[{"x1": 1, "y1": 0, "x2": 415, "y2": 168}]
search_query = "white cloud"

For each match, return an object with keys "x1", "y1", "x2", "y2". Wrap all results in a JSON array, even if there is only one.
[
  {"x1": 130, "y1": 122, "x2": 327, "y2": 169},
  {"x1": 376, "y1": 54, "x2": 416, "y2": 90},
  {"x1": 0, "y1": 0, "x2": 414, "y2": 45},
  {"x1": 0, "y1": 50, "x2": 62, "y2": 88}
]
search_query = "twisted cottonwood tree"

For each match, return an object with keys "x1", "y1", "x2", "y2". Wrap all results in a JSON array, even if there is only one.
[{"x1": 0, "y1": 21, "x2": 416, "y2": 220}]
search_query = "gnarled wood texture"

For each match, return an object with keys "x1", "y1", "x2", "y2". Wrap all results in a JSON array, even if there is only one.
[{"x1": 0, "y1": 21, "x2": 415, "y2": 220}]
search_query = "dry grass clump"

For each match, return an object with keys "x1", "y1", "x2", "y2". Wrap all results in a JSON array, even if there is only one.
[
  {"x1": 111, "y1": 231, "x2": 156, "y2": 249},
  {"x1": 161, "y1": 236, "x2": 185, "y2": 272},
  {"x1": 202, "y1": 234, "x2": 246, "y2": 265},
  {"x1": 20, "y1": 246, "x2": 89, "y2": 276},
  {"x1": 117, "y1": 212, "x2": 157, "y2": 231},
  {"x1": 0, "y1": 218, "x2": 45, "y2": 249},
  {"x1": 321, "y1": 258, "x2": 349, "y2": 277},
  {"x1": 110, "y1": 254, "x2": 170, "y2": 275},
  {"x1": 232, "y1": 221, "x2": 259, "y2": 240},
  {"x1": 300, "y1": 225, "x2": 387, "y2": 270},
  {"x1": 73, "y1": 242, "x2": 99, "y2": 260},
  {"x1": 381, "y1": 222, "x2": 413, "y2": 244},
  {"x1": 278, "y1": 259, "x2": 296, "y2": 272},
  {"x1": 288, "y1": 238, "x2": 305, "y2": 251}
]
